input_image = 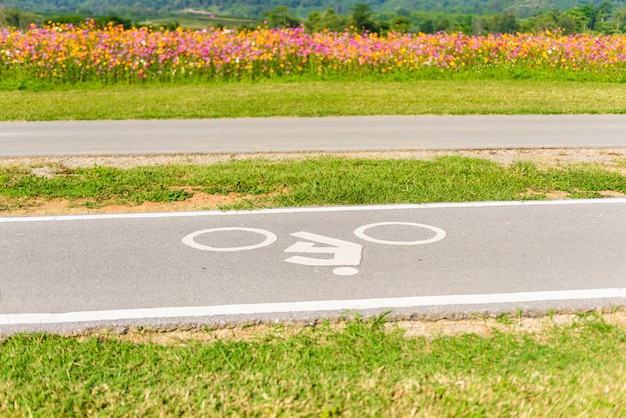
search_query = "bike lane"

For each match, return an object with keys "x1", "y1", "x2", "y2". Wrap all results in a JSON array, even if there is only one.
[{"x1": 2, "y1": 199, "x2": 626, "y2": 333}]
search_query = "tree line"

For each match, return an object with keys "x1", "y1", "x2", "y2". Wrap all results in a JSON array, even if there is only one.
[
  {"x1": 2, "y1": 1, "x2": 626, "y2": 34},
  {"x1": 267, "y1": 1, "x2": 626, "y2": 34}
]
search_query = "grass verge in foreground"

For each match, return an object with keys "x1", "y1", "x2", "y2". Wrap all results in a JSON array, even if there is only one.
[
  {"x1": 1, "y1": 313, "x2": 625, "y2": 416},
  {"x1": 1, "y1": 156, "x2": 625, "y2": 213},
  {"x1": 1, "y1": 80, "x2": 626, "y2": 121}
]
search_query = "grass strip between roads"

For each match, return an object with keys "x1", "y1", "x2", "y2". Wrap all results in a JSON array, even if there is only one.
[
  {"x1": 2, "y1": 156, "x2": 626, "y2": 213},
  {"x1": 1, "y1": 80, "x2": 626, "y2": 121},
  {"x1": 1, "y1": 313, "x2": 625, "y2": 416}
]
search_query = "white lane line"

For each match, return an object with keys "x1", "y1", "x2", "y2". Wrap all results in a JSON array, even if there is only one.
[
  {"x1": 1, "y1": 198, "x2": 626, "y2": 223},
  {"x1": 2, "y1": 288, "x2": 624, "y2": 326}
]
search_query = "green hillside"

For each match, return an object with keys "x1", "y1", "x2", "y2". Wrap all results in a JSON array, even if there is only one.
[{"x1": 2, "y1": 0, "x2": 625, "y2": 19}]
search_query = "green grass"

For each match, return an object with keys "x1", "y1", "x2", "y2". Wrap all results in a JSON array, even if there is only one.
[
  {"x1": 1, "y1": 314, "x2": 625, "y2": 416},
  {"x1": 1, "y1": 80, "x2": 626, "y2": 121},
  {"x1": 2, "y1": 157, "x2": 625, "y2": 211}
]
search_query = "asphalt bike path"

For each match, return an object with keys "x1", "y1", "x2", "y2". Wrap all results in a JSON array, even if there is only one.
[
  {"x1": 2, "y1": 199, "x2": 625, "y2": 334},
  {"x1": 2, "y1": 115, "x2": 626, "y2": 156}
]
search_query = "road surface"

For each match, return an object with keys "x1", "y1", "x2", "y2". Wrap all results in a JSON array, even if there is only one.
[{"x1": 2, "y1": 115, "x2": 626, "y2": 156}]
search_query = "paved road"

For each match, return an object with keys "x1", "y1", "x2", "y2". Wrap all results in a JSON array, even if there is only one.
[
  {"x1": 2, "y1": 115, "x2": 626, "y2": 156},
  {"x1": 2, "y1": 200, "x2": 625, "y2": 334}
]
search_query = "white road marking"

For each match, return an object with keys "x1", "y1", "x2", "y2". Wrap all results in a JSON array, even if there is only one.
[
  {"x1": 354, "y1": 222, "x2": 447, "y2": 245},
  {"x1": 1, "y1": 198, "x2": 625, "y2": 223},
  {"x1": 284, "y1": 231, "x2": 362, "y2": 267},
  {"x1": 1, "y1": 288, "x2": 624, "y2": 326},
  {"x1": 332, "y1": 267, "x2": 360, "y2": 276},
  {"x1": 181, "y1": 227, "x2": 277, "y2": 252}
]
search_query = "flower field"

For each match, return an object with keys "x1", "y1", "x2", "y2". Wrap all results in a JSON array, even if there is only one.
[{"x1": 1, "y1": 22, "x2": 626, "y2": 84}]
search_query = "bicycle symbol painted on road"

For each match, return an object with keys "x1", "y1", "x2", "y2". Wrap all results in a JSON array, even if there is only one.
[{"x1": 182, "y1": 222, "x2": 446, "y2": 276}]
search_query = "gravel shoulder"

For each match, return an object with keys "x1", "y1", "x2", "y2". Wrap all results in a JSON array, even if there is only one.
[
  {"x1": 3, "y1": 147, "x2": 626, "y2": 169},
  {"x1": 82, "y1": 311, "x2": 626, "y2": 344}
]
